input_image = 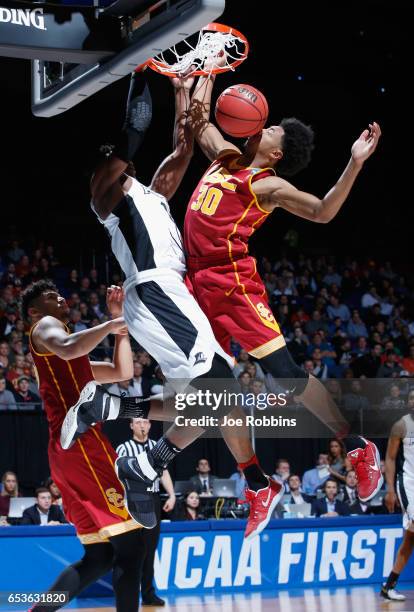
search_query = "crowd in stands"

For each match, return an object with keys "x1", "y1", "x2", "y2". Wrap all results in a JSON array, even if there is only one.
[{"x1": 1, "y1": 238, "x2": 414, "y2": 523}]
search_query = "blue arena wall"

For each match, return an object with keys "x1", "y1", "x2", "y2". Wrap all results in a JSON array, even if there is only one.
[{"x1": 1, "y1": 516, "x2": 413, "y2": 596}]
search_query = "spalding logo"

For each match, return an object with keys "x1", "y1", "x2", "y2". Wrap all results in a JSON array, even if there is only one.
[
  {"x1": 238, "y1": 87, "x2": 257, "y2": 103},
  {"x1": 0, "y1": 7, "x2": 47, "y2": 30}
]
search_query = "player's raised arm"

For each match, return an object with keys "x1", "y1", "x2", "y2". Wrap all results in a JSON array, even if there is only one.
[
  {"x1": 150, "y1": 74, "x2": 194, "y2": 200},
  {"x1": 188, "y1": 67, "x2": 240, "y2": 162},
  {"x1": 91, "y1": 286, "x2": 134, "y2": 383},
  {"x1": 91, "y1": 70, "x2": 152, "y2": 219},
  {"x1": 253, "y1": 122, "x2": 381, "y2": 221}
]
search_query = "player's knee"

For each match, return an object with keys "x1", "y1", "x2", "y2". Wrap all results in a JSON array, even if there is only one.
[{"x1": 259, "y1": 346, "x2": 309, "y2": 395}]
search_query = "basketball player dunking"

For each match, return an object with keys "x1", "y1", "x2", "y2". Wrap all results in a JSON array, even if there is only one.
[
  {"x1": 62, "y1": 70, "x2": 284, "y2": 539},
  {"x1": 184, "y1": 63, "x2": 383, "y2": 502},
  {"x1": 22, "y1": 284, "x2": 144, "y2": 612}
]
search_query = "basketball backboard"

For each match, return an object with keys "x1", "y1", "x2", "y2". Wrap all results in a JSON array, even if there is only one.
[{"x1": 30, "y1": 0, "x2": 225, "y2": 117}]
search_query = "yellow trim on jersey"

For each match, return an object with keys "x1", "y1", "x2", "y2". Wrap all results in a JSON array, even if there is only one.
[
  {"x1": 247, "y1": 168, "x2": 275, "y2": 215},
  {"x1": 78, "y1": 531, "x2": 110, "y2": 545},
  {"x1": 99, "y1": 519, "x2": 142, "y2": 539},
  {"x1": 77, "y1": 438, "x2": 129, "y2": 520},
  {"x1": 44, "y1": 356, "x2": 68, "y2": 412},
  {"x1": 249, "y1": 336, "x2": 286, "y2": 359},
  {"x1": 29, "y1": 322, "x2": 54, "y2": 357}
]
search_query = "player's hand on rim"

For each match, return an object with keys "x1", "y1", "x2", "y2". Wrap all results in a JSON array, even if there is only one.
[
  {"x1": 170, "y1": 66, "x2": 196, "y2": 90},
  {"x1": 351, "y1": 121, "x2": 382, "y2": 163}
]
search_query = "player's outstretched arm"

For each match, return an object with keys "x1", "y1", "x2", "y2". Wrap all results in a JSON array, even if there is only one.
[
  {"x1": 150, "y1": 74, "x2": 194, "y2": 200},
  {"x1": 32, "y1": 316, "x2": 126, "y2": 361},
  {"x1": 188, "y1": 66, "x2": 240, "y2": 161},
  {"x1": 253, "y1": 122, "x2": 382, "y2": 221},
  {"x1": 91, "y1": 70, "x2": 152, "y2": 219},
  {"x1": 91, "y1": 286, "x2": 134, "y2": 383}
]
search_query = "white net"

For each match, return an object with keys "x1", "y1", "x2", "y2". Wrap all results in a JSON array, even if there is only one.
[{"x1": 151, "y1": 29, "x2": 247, "y2": 75}]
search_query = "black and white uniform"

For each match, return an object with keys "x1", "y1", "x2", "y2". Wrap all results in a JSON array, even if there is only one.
[
  {"x1": 92, "y1": 178, "x2": 232, "y2": 389},
  {"x1": 116, "y1": 437, "x2": 163, "y2": 600},
  {"x1": 396, "y1": 414, "x2": 414, "y2": 532}
]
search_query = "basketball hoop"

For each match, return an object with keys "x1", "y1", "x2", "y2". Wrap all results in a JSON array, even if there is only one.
[{"x1": 146, "y1": 22, "x2": 249, "y2": 77}]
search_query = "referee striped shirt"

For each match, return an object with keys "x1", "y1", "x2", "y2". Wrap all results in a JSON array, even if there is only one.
[{"x1": 116, "y1": 439, "x2": 160, "y2": 493}]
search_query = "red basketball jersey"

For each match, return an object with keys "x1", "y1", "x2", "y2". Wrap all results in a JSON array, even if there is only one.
[
  {"x1": 184, "y1": 152, "x2": 274, "y2": 266},
  {"x1": 29, "y1": 323, "x2": 95, "y2": 441}
]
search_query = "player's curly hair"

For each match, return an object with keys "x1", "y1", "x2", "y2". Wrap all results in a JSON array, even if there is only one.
[
  {"x1": 277, "y1": 118, "x2": 315, "y2": 177},
  {"x1": 20, "y1": 280, "x2": 57, "y2": 321}
]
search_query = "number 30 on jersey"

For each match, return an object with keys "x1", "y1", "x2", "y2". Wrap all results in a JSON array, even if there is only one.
[{"x1": 191, "y1": 185, "x2": 223, "y2": 216}]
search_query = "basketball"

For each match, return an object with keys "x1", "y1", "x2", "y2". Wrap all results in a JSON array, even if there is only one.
[{"x1": 215, "y1": 84, "x2": 269, "y2": 137}]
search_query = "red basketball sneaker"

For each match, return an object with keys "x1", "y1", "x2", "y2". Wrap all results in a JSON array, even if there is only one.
[
  {"x1": 347, "y1": 439, "x2": 384, "y2": 502},
  {"x1": 244, "y1": 477, "x2": 283, "y2": 539}
]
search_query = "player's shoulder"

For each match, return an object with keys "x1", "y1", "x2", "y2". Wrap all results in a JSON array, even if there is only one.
[
  {"x1": 36, "y1": 316, "x2": 66, "y2": 331},
  {"x1": 390, "y1": 415, "x2": 408, "y2": 438}
]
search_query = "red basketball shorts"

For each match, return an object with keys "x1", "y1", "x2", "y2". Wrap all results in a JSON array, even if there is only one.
[
  {"x1": 186, "y1": 255, "x2": 286, "y2": 358},
  {"x1": 48, "y1": 427, "x2": 140, "y2": 544}
]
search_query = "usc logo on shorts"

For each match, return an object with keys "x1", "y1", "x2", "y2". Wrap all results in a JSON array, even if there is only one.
[
  {"x1": 256, "y1": 302, "x2": 275, "y2": 323},
  {"x1": 105, "y1": 488, "x2": 125, "y2": 508}
]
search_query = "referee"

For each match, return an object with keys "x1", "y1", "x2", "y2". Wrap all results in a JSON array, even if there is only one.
[{"x1": 117, "y1": 418, "x2": 176, "y2": 606}]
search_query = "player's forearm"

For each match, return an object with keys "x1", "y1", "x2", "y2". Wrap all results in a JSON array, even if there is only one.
[
  {"x1": 161, "y1": 470, "x2": 175, "y2": 497},
  {"x1": 110, "y1": 333, "x2": 134, "y2": 380},
  {"x1": 59, "y1": 321, "x2": 116, "y2": 360},
  {"x1": 187, "y1": 74, "x2": 215, "y2": 134},
  {"x1": 385, "y1": 458, "x2": 396, "y2": 493},
  {"x1": 316, "y1": 157, "x2": 364, "y2": 223},
  {"x1": 173, "y1": 86, "x2": 193, "y2": 157}
]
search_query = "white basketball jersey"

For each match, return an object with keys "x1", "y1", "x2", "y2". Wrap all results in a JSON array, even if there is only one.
[
  {"x1": 401, "y1": 414, "x2": 414, "y2": 479},
  {"x1": 92, "y1": 177, "x2": 186, "y2": 280}
]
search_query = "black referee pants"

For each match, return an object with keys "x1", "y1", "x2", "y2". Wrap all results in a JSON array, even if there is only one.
[{"x1": 140, "y1": 494, "x2": 161, "y2": 600}]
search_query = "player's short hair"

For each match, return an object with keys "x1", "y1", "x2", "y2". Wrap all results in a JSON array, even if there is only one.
[
  {"x1": 278, "y1": 117, "x2": 314, "y2": 176},
  {"x1": 20, "y1": 280, "x2": 57, "y2": 320}
]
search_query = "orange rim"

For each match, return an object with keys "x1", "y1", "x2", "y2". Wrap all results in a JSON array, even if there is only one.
[{"x1": 146, "y1": 22, "x2": 249, "y2": 77}]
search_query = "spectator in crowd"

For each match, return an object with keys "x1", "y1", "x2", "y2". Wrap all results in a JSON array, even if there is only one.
[
  {"x1": 377, "y1": 350, "x2": 403, "y2": 378},
  {"x1": 380, "y1": 384, "x2": 405, "y2": 411},
  {"x1": 325, "y1": 379, "x2": 343, "y2": 407},
  {"x1": 233, "y1": 349, "x2": 252, "y2": 378},
  {"x1": 238, "y1": 371, "x2": 251, "y2": 395},
  {"x1": 305, "y1": 310, "x2": 329, "y2": 337},
  {"x1": 310, "y1": 348, "x2": 329, "y2": 379},
  {"x1": 130, "y1": 361, "x2": 152, "y2": 397},
  {"x1": 327, "y1": 439, "x2": 349, "y2": 484},
  {"x1": 0, "y1": 342, "x2": 10, "y2": 368},
  {"x1": 272, "y1": 459, "x2": 291, "y2": 493},
  {"x1": 352, "y1": 343, "x2": 383, "y2": 377},
  {"x1": 347, "y1": 310, "x2": 368, "y2": 339},
  {"x1": 230, "y1": 466, "x2": 248, "y2": 501},
  {"x1": 45, "y1": 477, "x2": 63, "y2": 507},
  {"x1": 21, "y1": 488, "x2": 66, "y2": 525},
  {"x1": 322, "y1": 265, "x2": 342, "y2": 288},
  {"x1": 173, "y1": 490, "x2": 205, "y2": 521},
  {"x1": 342, "y1": 380, "x2": 371, "y2": 411},
  {"x1": 0, "y1": 471, "x2": 19, "y2": 516},
  {"x1": 7, "y1": 240, "x2": 25, "y2": 264},
  {"x1": 287, "y1": 326, "x2": 309, "y2": 365},
  {"x1": 341, "y1": 469, "x2": 367, "y2": 514},
  {"x1": 70, "y1": 309, "x2": 88, "y2": 333},
  {"x1": 302, "y1": 453, "x2": 330, "y2": 495},
  {"x1": 361, "y1": 284, "x2": 382, "y2": 309},
  {"x1": 107, "y1": 379, "x2": 134, "y2": 397},
  {"x1": 312, "y1": 479, "x2": 351, "y2": 517},
  {"x1": 244, "y1": 361, "x2": 265, "y2": 382},
  {"x1": 189, "y1": 459, "x2": 217, "y2": 496},
  {"x1": 286, "y1": 474, "x2": 313, "y2": 504},
  {"x1": 327, "y1": 295, "x2": 351, "y2": 322},
  {"x1": 402, "y1": 346, "x2": 414, "y2": 375},
  {"x1": 0, "y1": 377, "x2": 17, "y2": 410},
  {"x1": 13, "y1": 375, "x2": 41, "y2": 407}
]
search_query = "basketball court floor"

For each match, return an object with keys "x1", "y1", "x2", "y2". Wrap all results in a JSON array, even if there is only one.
[{"x1": 53, "y1": 584, "x2": 414, "y2": 612}]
